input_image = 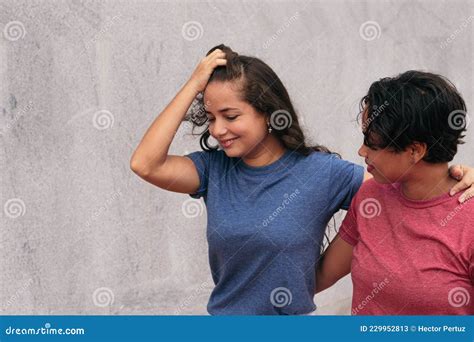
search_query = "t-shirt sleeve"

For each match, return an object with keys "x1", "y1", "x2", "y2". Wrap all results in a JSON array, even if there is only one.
[
  {"x1": 328, "y1": 156, "x2": 364, "y2": 211},
  {"x1": 339, "y1": 197, "x2": 360, "y2": 246},
  {"x1": 185, "y1": 151, "x2": 211, "y2": 199}
]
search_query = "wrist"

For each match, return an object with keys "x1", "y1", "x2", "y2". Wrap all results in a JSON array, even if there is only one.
[{"x1": 184, "y1": 79, "x2": 202, "y2": 96}]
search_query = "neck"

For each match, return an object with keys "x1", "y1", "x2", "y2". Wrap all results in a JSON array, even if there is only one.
[
  {"x1": 401, "y1": 162, "x2": 457, "y2": 200},
  {"x1": 242, "y1": 135, "x2": 287, "y2": 167}
]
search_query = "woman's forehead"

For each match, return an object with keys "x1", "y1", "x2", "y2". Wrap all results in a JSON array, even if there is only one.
[
  {"x1": 204, "y1": 82, "x2": 240, "y2": 102},
  {"x1": 204, "y1": 82, "x2": 248, "y2": 112}
]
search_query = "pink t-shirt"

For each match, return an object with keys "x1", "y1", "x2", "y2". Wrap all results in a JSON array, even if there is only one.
[{"x1": 340, "y1": 179, "x2": 474, "y2": 315}]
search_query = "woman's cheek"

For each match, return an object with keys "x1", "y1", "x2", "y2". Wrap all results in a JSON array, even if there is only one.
[{"x1": 207, "y1": 123, "x2": 217, "y2": 138}]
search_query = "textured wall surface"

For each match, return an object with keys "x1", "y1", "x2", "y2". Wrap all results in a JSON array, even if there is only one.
[{"x1": 0, "y1": 0, "x2": 472, "y2": 315}]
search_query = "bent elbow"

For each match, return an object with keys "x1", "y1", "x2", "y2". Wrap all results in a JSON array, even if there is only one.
[{"x1": 130, "y1": 158, "x2": 150, "y2": 177}]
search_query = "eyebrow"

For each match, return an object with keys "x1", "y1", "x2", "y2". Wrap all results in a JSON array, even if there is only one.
[{"x1": 205, "y1": 107, "x2": 240, "y2": 115}]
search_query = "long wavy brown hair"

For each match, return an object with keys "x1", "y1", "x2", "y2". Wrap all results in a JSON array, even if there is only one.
[{"x1": 186, "y1": 44, "x2": 333, "y2": 156}]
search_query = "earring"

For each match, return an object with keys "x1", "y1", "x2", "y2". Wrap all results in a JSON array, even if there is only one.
[{"x1": 267, "y1": 122, "x2": 272, "y2": 134}]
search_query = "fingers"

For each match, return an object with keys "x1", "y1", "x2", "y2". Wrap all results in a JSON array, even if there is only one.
[
  {"x1": 210, "y1": 48, "x2": 222, "y2": 55},
  {"x1": 458, "y1": 164, "x2": 474, "y2": 202},
  {"x1": 203, "y1": 50, "x2": 226, "y2": 69},
  {"x1": 449, "y1": 164, "x2": 474, "y2": 201},
  {"x1": 459, "y1": 188, "x2": 474, "y2": 203},
  {"x1": 450, "y1": 179, "x2": 469, "y2": 196},
  {"x1": 208, "y1": 49, "x2": 225, "y2": 60},
  {"x1": 448, "y1": 164, "x2": 463, "y2": 181},
  {"x1": 214, "y1": 58, "x2": 227, "y2": 66},
  {"x1": 449, "y1": 164, "x2": 466, "y2": 196},
  {"x1": 190, "y1": 49, "x2": 227, "y2": 92},
  {"x1": 206, "y1": 50, "x2": 226, "y2": 71}
]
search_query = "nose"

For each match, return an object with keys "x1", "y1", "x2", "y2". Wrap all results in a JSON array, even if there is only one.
[
  {"x1": 358, "y1": 143, "x2": 368, "y2": 158},
  {"x1": 210, "y1": 119, "x2": 228, "y2": 138}
]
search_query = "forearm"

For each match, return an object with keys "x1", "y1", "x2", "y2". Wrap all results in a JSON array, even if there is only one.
[
  {"x1": 131, "y1": 81, "x2": 199, "y2": 170},
  {"x1": 315, "y1": 234, "x2": 353, "y2": 294},
  {"x1": 315, "y1": 257, "x2": 338, "y2": 293}
]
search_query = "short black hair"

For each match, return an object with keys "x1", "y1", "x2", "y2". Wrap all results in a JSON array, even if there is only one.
[{"x1": 359, "y1": 70, "x2": 467, "y2": 163}]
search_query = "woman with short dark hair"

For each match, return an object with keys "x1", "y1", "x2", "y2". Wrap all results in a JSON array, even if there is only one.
[{"x1": 316, "y1": 70, "x2": 473, "y2": 315}]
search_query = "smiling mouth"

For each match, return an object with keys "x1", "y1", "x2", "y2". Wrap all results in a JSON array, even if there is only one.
[{"x1": 220, "y1": 137, "x2": 239, "y2": 148}]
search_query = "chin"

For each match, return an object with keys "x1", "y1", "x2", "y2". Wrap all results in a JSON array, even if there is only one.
[
  {"x1": 372, "y1": 173, "x2": 392, "y2": 184},
  {"x1": 222, "y1": 149, "x2": 242, "y2": 158}
]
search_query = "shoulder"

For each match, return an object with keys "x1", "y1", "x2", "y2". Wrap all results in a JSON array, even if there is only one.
[
  {"x1": 456, "y1": 197, "x2": 474, "y2": 223},
  {"x1": 307, "y1": 152, "x2": 362, "y2": 171},
  {"x1": 305, "y1": 152, "x2": 364, "y2": 179},
  {"x1": 358, "y1": 178, "x2": 385, "y2": 192},
  {"x1": 301, "y1": 151, "x2": 346, "y2": 169},
  {"x1": 185, "y1": 149, "x2": 231, "y2": 176},
  {"x1": 304, "y1": 150, "x2": 337, "y2": 162},
  {"x1": 352, "y1": 179, "x2": 392, "y2": 202},
  {"x1": 187, "y1": 149, "x2": 228, "y2": 163}
]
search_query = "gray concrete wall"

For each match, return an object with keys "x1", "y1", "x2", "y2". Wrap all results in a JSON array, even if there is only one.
[{"x1": 0, "y1": 0, "x2": 472, "y2": 314}]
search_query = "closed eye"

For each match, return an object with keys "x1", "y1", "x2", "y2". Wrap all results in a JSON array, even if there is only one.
[{"x1": 206, "y1": 115, "x2": 239, "y2": 122}]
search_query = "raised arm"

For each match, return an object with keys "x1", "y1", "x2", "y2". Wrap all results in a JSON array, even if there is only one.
[
  {"x1": 315, "y1": 233, "x2": 353, "y2": 293},
  {"x1": 130, "y1": 49, "x2": 226, "y2": 193}
]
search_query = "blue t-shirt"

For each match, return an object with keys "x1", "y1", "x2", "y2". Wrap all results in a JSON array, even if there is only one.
[{"x1": 186, "y1": 149, "x2": 364, "y2": 315}]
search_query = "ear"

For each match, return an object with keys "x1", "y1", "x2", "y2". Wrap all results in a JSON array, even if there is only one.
[{"x1": 409, "y1": 142, "x2": 427, "y2": 163}]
